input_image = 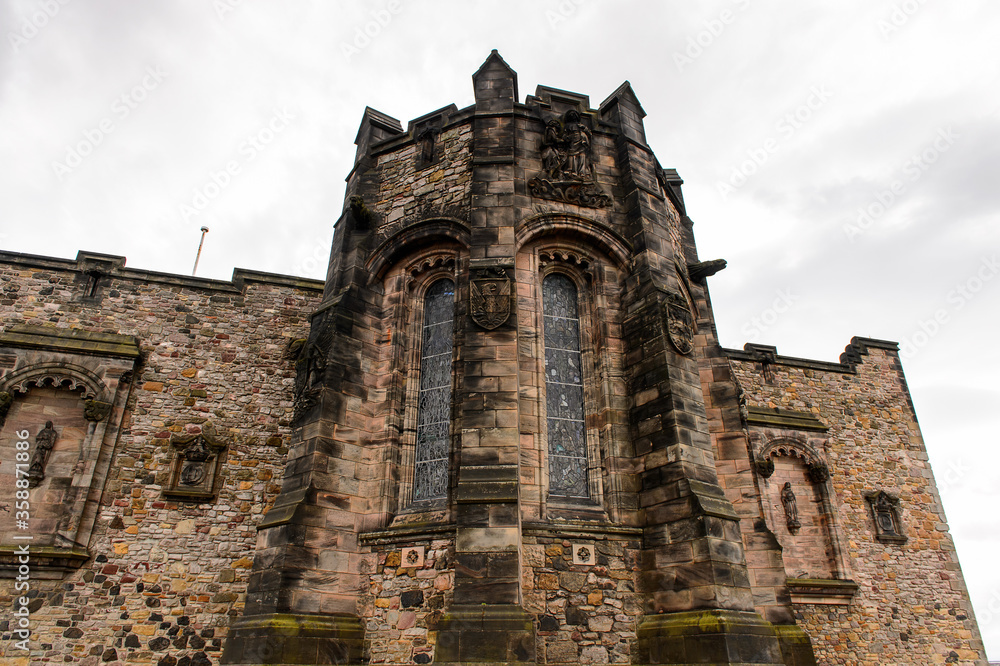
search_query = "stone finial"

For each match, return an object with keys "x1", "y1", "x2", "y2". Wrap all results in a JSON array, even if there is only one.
[{"x1": 472, "y1": 50, "x2": 518, "y2": 111}]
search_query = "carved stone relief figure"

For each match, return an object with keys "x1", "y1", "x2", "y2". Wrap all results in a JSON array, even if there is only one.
[
  {"x1": 540, "y1": 119, "x2": 563, "y2": 178},
  {"x1": 527, "y1": 109, "x2": 610, "y2": 208},
  {"x1": 781, "y1": 482, "x2": 801, "y2": 531},
  {"x1": 27, "y1": 421, "x2": 57, "y2": 488},
  {"x1": 561, "y1": 110, "x2": 592, "y2": 179},
  {"x1": 293, "y1": 311, "x2": 335, "y2": 421}
]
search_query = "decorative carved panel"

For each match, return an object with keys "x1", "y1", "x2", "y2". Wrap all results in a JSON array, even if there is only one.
[
  {"x1": 164, "y1": 423, "x2": 230, "y2": 502},
  {"x1": 865, "y1": 490, "x2": 907, "y2": 545},
  {"x1": 527, "y1": 110, "x2": 611, "y2": 208}
]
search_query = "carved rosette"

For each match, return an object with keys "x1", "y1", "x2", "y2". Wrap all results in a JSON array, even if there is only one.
[
  {"x1": 165, "y1": 423, "x2": 229, "y2": 501},
  {"x1": 663, "y1": 289, "x2": 695, "y2": 355},
  {"x1": 470, "y1": 268, "x2": 511, "y2": 330}
]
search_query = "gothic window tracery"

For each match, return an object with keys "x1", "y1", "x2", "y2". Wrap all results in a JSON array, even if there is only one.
[
  {"x1": 412, "y1": 278, "x2": 455, "y2": 503},
  {"x1": 543, "y1": 273, "x2": 589, "y2": 499}
]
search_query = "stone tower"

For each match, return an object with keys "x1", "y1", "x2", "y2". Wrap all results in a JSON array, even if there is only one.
[{"x1": 218, "y1": 52, "x2": 985, "y2": 665}]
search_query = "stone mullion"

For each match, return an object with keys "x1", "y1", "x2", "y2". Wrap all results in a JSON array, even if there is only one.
[{"x1": 373, "y1": 275, "x2": 412, "y2": 523}]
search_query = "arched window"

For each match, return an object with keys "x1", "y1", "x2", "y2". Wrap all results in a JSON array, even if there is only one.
[
  {"x1": 543, "y1": 273, "x2": 589, "y2": 499},
  {"x1": 412, "y1": 278, "x2": 455, "y2": 502}
]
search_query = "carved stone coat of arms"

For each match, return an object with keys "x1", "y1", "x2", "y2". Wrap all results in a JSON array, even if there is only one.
[
  {"x1": 664, "y1": 289, "x2": 695, "y2": 355},
  {"x1": 470, "y1": 269, "x2": 511, "y2": 330}
]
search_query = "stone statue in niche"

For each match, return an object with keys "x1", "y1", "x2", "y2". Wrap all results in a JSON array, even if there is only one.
[
  {"x1": 781, "y1": 482, "x2": 801, "y2": 531},
  {"x1": 528, "y1": 109, "x2": 611, "y2": 209},
  {"x1": 27, "y1": 421, "x2": 57, "y2": 488},
  {"x1": 470, "y1": 268, "x2": 511, "y2": 330}
]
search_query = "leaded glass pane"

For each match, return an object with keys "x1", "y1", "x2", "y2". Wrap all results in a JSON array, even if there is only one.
[
  {"x1": 413, "y1": 279, "x2": 454, "y2": 503},
  {"x1": 543, "y1": 274, "x2": 589, "y2": 499}
]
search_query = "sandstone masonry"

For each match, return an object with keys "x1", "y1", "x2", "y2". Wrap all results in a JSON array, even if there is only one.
[{"x1": 0, "y1": 52, "x2": 986, "y2": 666}]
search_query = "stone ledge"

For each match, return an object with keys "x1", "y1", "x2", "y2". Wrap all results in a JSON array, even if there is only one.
[
  {"x1": 746, "y1": 406, "x2": 828, "y2": 432},
  {"x1": 635, "y1": 609, "x2": 787, "y2": 665},
  {"x1": 0, "y1": 324, "x2": 141, "y2": 358},
  {"x1": 220, "y1": 612, "x2": 364, "y2": 665},
  {"x1": 358, "y1": 523, "x2": 455, "y2": 546},
  {"x1": 0, "y1": 545, "x2": 89, "y2": 580},
  {"x1": 522, "y1": 520, "x2": 642, "y2": 540},
  {"x1": 786, "y1": 578, "x2": 858, "y2": 605}
]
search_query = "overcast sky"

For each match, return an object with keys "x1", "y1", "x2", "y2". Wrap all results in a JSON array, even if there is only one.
[{"x1": 2, "y1": 0, "x2": 998, "y2": 656}]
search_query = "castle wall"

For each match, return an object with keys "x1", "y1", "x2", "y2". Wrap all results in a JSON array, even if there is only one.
[
  {"x1": 0, "y1": 251, "x2": 322, "y2": 665},
  {"x1": 729, "y1": 342, "x2": 986, "y2": 664}
]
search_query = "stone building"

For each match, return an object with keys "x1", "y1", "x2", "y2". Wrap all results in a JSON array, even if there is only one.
[{"x1": 0, "y1": 52, "x2": 987, "y2": 665}]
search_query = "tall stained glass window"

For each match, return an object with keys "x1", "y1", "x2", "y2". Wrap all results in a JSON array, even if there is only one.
[
  {"x1": 543, "y1": 273, "x2": 589, "y2": 498},
  {"x1": 412, "y1": 279, "x2": 454, "y2": 502}
]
